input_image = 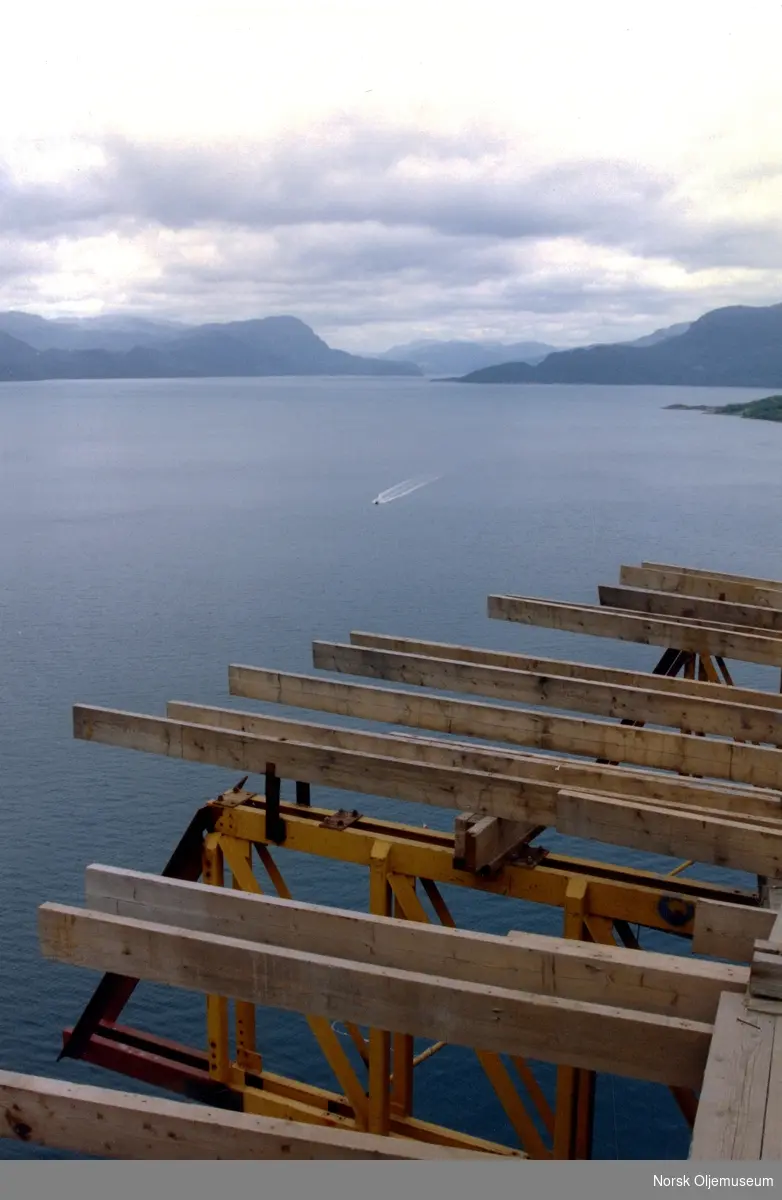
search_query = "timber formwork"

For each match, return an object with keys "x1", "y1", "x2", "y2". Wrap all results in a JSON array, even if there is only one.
[{"x1": 6, "y1": 559, "x2": 782, "y2": 1161}]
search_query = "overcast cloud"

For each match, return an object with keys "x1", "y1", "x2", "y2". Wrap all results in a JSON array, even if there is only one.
[{"x1": 2, "y1": 1, "x2": 782, "y2": 350}]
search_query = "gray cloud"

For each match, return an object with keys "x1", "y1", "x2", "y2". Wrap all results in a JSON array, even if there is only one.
[
  {"x1": 2, "y1": 120, "x2": 782, "y2": 346},
  {"x1": 1, "y1": 125, "x2": 675, "y2": 247}
]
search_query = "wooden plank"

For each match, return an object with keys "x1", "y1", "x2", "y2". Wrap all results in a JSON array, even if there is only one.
[
  {"x1": 555, "y1": 789, "x2": 782, "y2": 879},
  {"x1": 488, "y1": 594, "x2": 782, "y2": 668},
  {"x1": 211, "y1": 689, "x2": 782, "y2": 820},
  {"x1": 76, "y1": 706, "x2": 782, "y2": 874},
  {"x1": 453, "y1": 814, "x2": 537, "y2": 871},
  {"x1": 84, "y1": 864, "x2": 745, "y2": 1023},
  {"x1": 600, "y1": 584, "x2": 782, "y2": 634},
  {"x1": 0, "y1": 1070, "x2": 473, "y2": 1159},
  {"x1": 761, "y1": 1020, "x2": 782, "y2": 1159},
  {"x1": 621, "y1": 564, "x2": 782, "y2": 610},
  {"x1": 38, "y1": 903, "x2": 712, "y2": 1088},
  {"x1": 306, "y1": 641, "x2": 782, "y2": 745},
  {"x1": 349, "y1": 631, "x2": 782, "y2": 713},
  {"x1": 642, "y1": 561, "x2": 782, "y2": 593},
  {"x1": 689, "y1": 992, "x2": 775, "y2": 1160},
  {"x1": 226, "y1": 661, "x2": 782, "y2": 792},
  {"x1": 692, "y1": 899, "x2": 775, "y2": 963}
]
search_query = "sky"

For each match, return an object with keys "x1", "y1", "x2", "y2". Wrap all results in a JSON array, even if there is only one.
[{"x1": 2, "y1": 1, "x2": 782, "y2": 352}]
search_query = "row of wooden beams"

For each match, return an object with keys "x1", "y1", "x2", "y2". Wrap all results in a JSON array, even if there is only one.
[
  {"x1": 177, "y1": 699, "x2": 781, "y2": 823},
  {"x1": 348, "y1": 631, "x2": 782, "y2": 713},
  {"x1": 38, "y1": 901, "x2": 713, "y2": 1088},
  {"x1": 621, "y1": 564, "x2": 782, "y2": 610},
  {"x1": 0, "y1": 1071, "x2": 474, "y2": 1159},
  {"x1": 306, "y1": 641, "x2": 782, "y2": 746},
  {"x1": 233, "y1": 658, "x2": 782, "y2": 795},
  {"x1": 600, "y1": 584, "x2": 782, "y2": 635},
  {"x1": 488, "y1": 595, "x2": 782, "y2": 668},
  {"x1": 227, "y1": 668, "x2": 782, "y2": 812},
  {"x1": 74, "y1": 706, "x2": 782, "y2": 875},
  {"x1": 84, "y1": 865, "x2": 745, "y2": 1023}
]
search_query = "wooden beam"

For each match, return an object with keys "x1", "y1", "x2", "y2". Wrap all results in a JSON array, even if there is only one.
[
  {"x1": 377, "y1": 728, "x2": 781, "y2": 817},
  {"x1": 38, "y1": 903, "x2": 712, "y2": 1088},
  {"x1": 75, "y1": 706, "x2": 782, "y2": 873},
  {"x1": 689, "y1": 992, "x2": 775, "y2": 1160},
  {"x1": 692, "y1": 899, "x2": 775, "y2": 963},
  {"x1": 305, "y1": 641, "x2": 782, "y2": 745},
  {"x1": 556, "y1": 789, "x2": 782, "y2": 879},
  {"x1": 0, "y1": 1070, "x2": 474, "y2": 1159},
  {"x1": 488, "y1": 594, "x2": 782, "y2": 668},
  {"x1": 348, "y1": 631, "x2": 782, "y2": 713},
  {"x1": 600, "y1": 584, "x2": 782, "y2": 634},
  {"x1": 642, "y1": 561, "x2": 782, "y2": 593},
  {"x1": 227, "y1": 662, "x2": 782, "y2": 791},
  {"x1": 83, "y1": 865, "x2": 745, "y2": 1023},
  {"x1": 620, "y1": 564, "x2": 782, "y2": 610}
]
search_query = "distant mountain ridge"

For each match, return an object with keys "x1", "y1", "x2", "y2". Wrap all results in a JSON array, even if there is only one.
[
  {"x1": 376, "y1": 338, "x2": 556, "y2": 376},
  {"x1": 0, "y1": 314, "x2": 421, "y2": 381},
  {"x1": 454, "y1": 305, "x2": 782, "y2": 387},
  {"x1": 377, "y1": 323, "x2": 691, "y2": 377}
]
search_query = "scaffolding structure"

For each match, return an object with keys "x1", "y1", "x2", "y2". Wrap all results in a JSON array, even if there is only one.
[{"x1": 4, "y1": 559, "x2": 782, "y2": 1160}]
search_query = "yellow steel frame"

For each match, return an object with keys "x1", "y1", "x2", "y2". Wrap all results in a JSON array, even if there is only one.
[{"x1": 193, "y1": 781, "x2": 753, "y2": 1159}]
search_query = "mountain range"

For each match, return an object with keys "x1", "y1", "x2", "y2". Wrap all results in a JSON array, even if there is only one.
[
  {"x1": 454, "y1": 305, "x2": 782, "y2": 387},
  {"x1": 0, "y1": 314, "x2": 422, "y2": 381},
  {"x1": 376, "y1": 324, "x2": 692, "y2": 377}
]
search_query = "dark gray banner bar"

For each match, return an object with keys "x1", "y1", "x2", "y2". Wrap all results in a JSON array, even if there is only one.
[{"x1": 0, "y1": 1162, "x2": 779, "y2": 1200}]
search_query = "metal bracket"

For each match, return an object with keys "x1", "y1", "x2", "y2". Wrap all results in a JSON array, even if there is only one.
[
  {"x1": 320, "y1": 808, "x2": 362, "y2": 831},
  {"x1": 265, "y1": 762, "x2": 287, "y2": 844}
]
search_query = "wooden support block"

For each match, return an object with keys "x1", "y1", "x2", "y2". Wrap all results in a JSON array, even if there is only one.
[
  {"x1": 600, "y1": 584, "x2": 782, "y2": 635},
  {"x1": 174, "y1": 695, "x2": 782, "y2": 821},
  {"x1": 0, "y1": 1070, "x2": 478, "y2": 1159},
  {"x1": 453, "y1": 814, "x2": 539, "y2": 872},
  {"x1": 620, "y1": 564, "x2": 782, "y2": 610},
  {"x1": 84, "y1": 866, "x2": 746, "y2": 1023},
  {"x1": 692, "y1": 899, "x2": 776, "y2": 963},
  {"x1": 689, "y1": 992, "x2": 775, "y2": 1160},
  {"x1": 751, "y1": 951, "x2": 782, "y2": 1001},
  {"x1": 304, "y1": 641, "x2": 782, "y2": 745},
  {"x1": 488, "y1": 594, "x2": 782, "y2": 668},
  {"x1": 556, "y1": 789, "x2": 782, "y2": 880},
  {"x1": 349, "y1": 629, "x2": 782, "y2": 713},
  {"x1": 38, "y1": 901, "x2": 713, "y2": 1088}
]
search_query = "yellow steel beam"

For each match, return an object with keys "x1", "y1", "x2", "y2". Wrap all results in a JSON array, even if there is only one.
[
  {"x1": 202, "y1": 834, "x2": 230, "y2": 1084},
  {"x1": 553, "y1": 878, "x2": 594, "y2": 1160},
  {"x1": 368, "y1": 843, "x2": 392, "y2": 1136},
  {"x1": 212, "y1": 796, "x2": 755, "y2": 939}
]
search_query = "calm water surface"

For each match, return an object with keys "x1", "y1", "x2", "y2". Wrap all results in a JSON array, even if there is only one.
[{"x1": 1, "y1": 376, "x2": 780, "y2": 1158}]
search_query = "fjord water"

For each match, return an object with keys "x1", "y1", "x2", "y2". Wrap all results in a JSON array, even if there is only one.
[{"x1": 2, "y1": 375, "x2": 781, "y2": 1159}]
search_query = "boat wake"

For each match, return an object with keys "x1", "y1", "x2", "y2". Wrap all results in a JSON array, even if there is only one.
[{"x1": 372, "y1": 474, "x2": 440, "y2": 505}]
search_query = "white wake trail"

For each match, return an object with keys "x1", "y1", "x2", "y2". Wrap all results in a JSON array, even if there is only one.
[{"x1": 372, "y1": 474, "x2": 440, "y2": 505}]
